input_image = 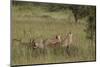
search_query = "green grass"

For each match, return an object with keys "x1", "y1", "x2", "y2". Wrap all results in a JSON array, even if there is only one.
[{"x1": 12, "y1": 3, "x2": 96, "y2": 66}]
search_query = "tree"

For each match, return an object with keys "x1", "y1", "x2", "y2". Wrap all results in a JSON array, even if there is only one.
[
  {"x1": 85, "y1": 15, "x2": 96, "y2": 41},
  {"x1": 84, "y1": 6, "x2": 96, "y2": 41},
  {"x1": 68, "y1": 5, "x2": 95, "y2": 23}
]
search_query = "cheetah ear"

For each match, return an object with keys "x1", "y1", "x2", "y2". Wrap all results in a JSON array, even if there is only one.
[{"x1": 69, "y1": 32, "x2": 72, "y2": 34}]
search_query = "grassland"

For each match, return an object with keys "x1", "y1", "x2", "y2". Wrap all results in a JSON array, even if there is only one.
[{"x1": 12, "y1": 2, "x2": 96, "y2": 66}]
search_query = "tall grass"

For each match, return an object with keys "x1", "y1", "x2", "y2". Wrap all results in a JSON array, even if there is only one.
[{"x1": 12, "y1": 2, "x2": 96, "y2": 66}]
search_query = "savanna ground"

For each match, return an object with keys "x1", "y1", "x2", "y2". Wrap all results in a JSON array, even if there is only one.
[{"x1": 11, "y1": 1, "x2": 96, "y2": 66}]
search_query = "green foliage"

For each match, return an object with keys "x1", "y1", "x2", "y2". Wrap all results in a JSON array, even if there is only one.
[
  {"x1": 83, "y1": 6, "x2": 96, "y2": 40},
  {"x1": 85, "y1": 15, "x2": 96, "y2": 40},
  {"x1": 46, "y1": 4, "x2": 68, "y2": 12},
  {"x1": 68, "y1": 5, "x2": 96, "y2": 22}
]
